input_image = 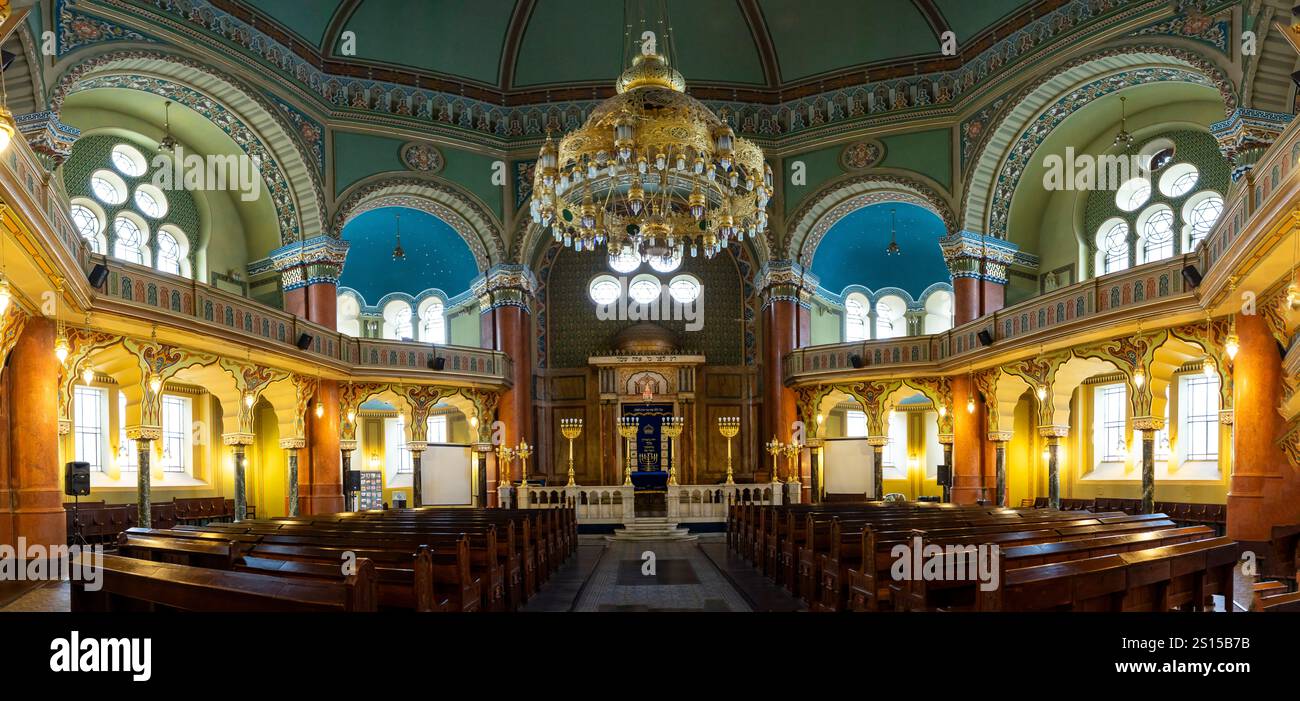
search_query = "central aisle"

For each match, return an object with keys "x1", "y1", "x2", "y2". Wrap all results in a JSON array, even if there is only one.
[{"x1": 524, "y1": 535, "x2": 804, "y2": 612}]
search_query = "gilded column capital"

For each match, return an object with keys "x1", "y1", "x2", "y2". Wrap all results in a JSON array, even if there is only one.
[
  {"x1": 1037, "y1": 424, "x2": 1069, "y2": 439},
  {"x1": 279, "y1": 437, "x2": 307, "y2": 450},
  {"x1": 269, "y1": 236, "x2": 350, "y2": 291},
  {"x1": 222, "y1": 432, "x2": 255, "y2": 446},
  {"x1": 987, "y1": 431, "x2": 1013, "y2": 443},
  {"x1": 939, "y1": 231, "x2": 1021, "y2": 284}
]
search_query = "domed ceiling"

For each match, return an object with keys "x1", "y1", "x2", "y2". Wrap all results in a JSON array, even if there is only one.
[
  {"x1": 339, "y1": 206, "x2": 479, "y2": 303},
  {"x1": 810, "y1": 202, "x2": 950, "y2": 298},
  {"x1": 226, "y1": 0, "x2": 1039, "y2": 95}
]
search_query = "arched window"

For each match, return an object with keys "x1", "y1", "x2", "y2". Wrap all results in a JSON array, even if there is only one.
[
  {"x1": 922, "y1": 289, "x2": 953, "y2": 334},
  {"x1": 1183, "y1": 192, "x2": 1223, "y2": 250},
  {"x1": 1137, "y1": 205, "x2": 1175, "y2": 263},
  {"x1": 628, "y1": 274, "x2": 661, "y2": 305},
  {"x1": 91, "y1": 170, "x2": 128, "y2": 205},
  {"x1": 418, "y1": 297, "x2": 447, "y2": 344},
  {"x1": 668, "y1": 274, "x2": 702, "y2": 304},
  {"x1": 1158, "y1": 163, "x2": 1199, "y2": 198},
  {"x1": 155, "y1": 225, "x2": 189, "y2": 277},
  {"x1": 110, "y1": 144, "x2": 147, "y2": 177},
  {"x1": 588, "y1": 275, "x2": 621, "y2": 305},
  {"x1": 337, "y1": 294, "x2": 362, "y2": 338},
  {"x1": 382, "y1": 300, "x2": 414, "y2": 341},
  {"x1": 1096, "y1": 218, "x2": 1129, "y2": 274},
  {"x1": 134, "y1": 184, "x2": 169, "y2": 219},
  {"x1": 844, "y1": 293, "x2": 868, "y2": 342},
  {"x1": 70, "y1": 200, "x2": 106, "y2": 254},
  {"x1": 1114, "y1": 177, "x2": 1151, "y2": 212},
  {"x1": 112, "y1": 214, "x2": 149, "y2": 266},
  {"x1": 875, "y1": 295, "x2": 906, "y2": 339}
]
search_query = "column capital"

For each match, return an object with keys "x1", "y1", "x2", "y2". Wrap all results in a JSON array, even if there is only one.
[
  {"x1": 865, "y1": 435, "x2": 890, "y2": 447},
  {"x1": 475, "y1": 264, "x2": 539, "y2": 313},
  {"x1": 1037, "y1": 424, "x2": 1069, "y2": 439},
  {"x1": 987, "y1": 431, "x2": 1013, "y2": 443},
  {"x1": 1211, "y1": 108, "x2": 1294, "y2": 182},
  {"x1": 338, "y1": 439, "x2": 357, "y2": 452},
  {"x1": 757, "y1": 259, "x2": 817, "y2": 309},
  {"x1": 125, "y1": 425, "x2": 162, "y2": 441},
  {"x1": 222, "y1": 433, "x2": 255, "y2": 446},
  {"x1": 269, "y1": 236, "x2": 350, "y2": 291},
  {"x1": 937, "y1": 433, "x2": 954, "y2": 445},
  {"x1": 939, "y1": 231, "x2": 1022, "y2": 284},
  {"x1": 1132, "y1": 416, "x2": 1165, "y2": 432},
  {"x1": 405, "y1": 441, "x2": 428, "y2": 453},
  {"x1": 17, "y1": 111, "x2": 80, "y2": 168},
  {"x1": 279, "y1": 438, "x2": 307, "y2": 450}
]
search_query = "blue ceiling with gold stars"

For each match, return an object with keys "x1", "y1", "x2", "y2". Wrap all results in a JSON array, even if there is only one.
[
  {"x1": 810, "y1": 202, "x2": 951, "y2": 298},
  {"x1": 339, "y1": 206, "x2": 479, "y2": 303}
]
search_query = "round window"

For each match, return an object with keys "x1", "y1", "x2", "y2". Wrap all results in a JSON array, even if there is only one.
[{"x1": 588, "y1": 275, "x2": 621, "y2": 305}]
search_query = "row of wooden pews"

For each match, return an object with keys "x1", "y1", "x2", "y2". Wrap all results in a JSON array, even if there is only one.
[
  {"x1": 65, "y1": 498, "x2": 238, "y2": 542},
  {"x1": 72, "y1": 506, "x2": 576, "y2": 613},
  {"x1": 1035, "y1": 498, "x2": 1226, "y2": 532},
  {"x1": 728, "y1": 501, "x2": 1236, "y2": 612}
]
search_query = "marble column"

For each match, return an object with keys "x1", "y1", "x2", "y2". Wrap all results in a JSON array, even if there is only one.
[
  {"x1": 339, "y1": 439, "x2": 356, "y2": 511},
  {"x1": 224, "y1": 432, "x2": 254, "y2": 521},
  {"x1": 474, "y1": 443, "x2": 492, "y2": 507},
  {"x1": 868, "y1": 437, "x2": 888, "y2": 500},
  {"x1": 408, "y1": 444, "x2": 425, "y2": 508},
  {"x1": 940, "y1": 232, "x2": 1019, "y2": 326},
  {"x1": 271, "y1": 236, "x2": 349, "y2": 328},
  {"x1": 939, "y1": 437, "x2": 954, "y2": 503},
  {"x1": 478, "y1": 266, "x2": 537, "y2": 468},
  {"x1": 305, "y1": 380, "x2": 343, "y2": 514},
  {"x1": 280, "y1": 438, "x2": 305, "y2": 516},
  {"x1": 1046, "y1": 439, "x2": 1060, "y2": 510},
  {"x1": 1227, "y1": 311, "x2": 1291, "y2": 542},
  {"x1": 6, "y1": 317, "x2": 66, "y2": 548},
  {"x1": 989, "y1": 432, "x2": 1011, "y2": 507},
  {"x1": 135, "y1": 437, "x2": 154, "y2": 527},
  {"x1": 806, "y1": 438, "x2": 823, "y2": 503}
]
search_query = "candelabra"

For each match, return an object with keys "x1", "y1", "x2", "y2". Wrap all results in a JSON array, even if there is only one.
[
  {"x1": 662, "y1": 416, "x2": 685, "y2": 485},
  {"x1": 495, "y1": 444, "x2": 516, "y2": 486},
  {"x1": 765, "y1": 436, "x2": 783, "y2": 482},
  {"x1": 515, "y1": 440, "x2": 532, "y2": 486},
  {"x1": 616, "y1": 417, "x2": 639, "y2": 486},
  {"x1": 560, "y1": 418, "x2": 583, "y2": 487},
  {"x1": 717, "y1": 416, "x2": 740, "y2": 485},
  {"x1": 783, "y1": 442, "x2": 801, "y2": 483}
]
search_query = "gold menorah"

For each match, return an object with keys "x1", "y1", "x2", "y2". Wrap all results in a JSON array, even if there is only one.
[
  {"x1": 515, "y1": 440, "x2": 532, "y2": 486},
  {"x1": 495, "y1": 444, "x2": 516, "y2": 485},
  {"x1": 662, "y1": 416, "x2": 685, "y2": 485},
  {"x1": 560, "y1": 417, "x2": 583, "y2": 487},
  {"x1": 765, "y1": 436, "x2": 783, "y2": 482},
  {"x1": 717, "y1": 416, "x2": 740, "y2": 485},
  {"x1": 783, "y1": 441, "x2": 801, "y2": 483},
  {"x1": 617, "y1": 416, "x2": 639, "y2": 486}
]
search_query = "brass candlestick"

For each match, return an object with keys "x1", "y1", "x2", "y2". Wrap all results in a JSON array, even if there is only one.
[
  {"x1": 495, "y1": 444, "x2": 516, "y2": 486},
  {"x1": 662, "y1": 416, "x2": 684, "y2": 486},
  {"x1": 516, "y1": 440, "x2": 532, "y2": 486},
  {"x1": 783, "y1": 442, "x2": 801, "y2": 483},
  {"x1": 766, "y1": 436, "x2": 782, "y2": 482},
  {"x1": 617, "y1": 416, "x2": 639, "y2": 486},
  {"x1": 717, "y1": 416, "x2": 740, "y2": 485},
  {"x1": 560, "y1": 418, "x2": 583, "y2": 487}
]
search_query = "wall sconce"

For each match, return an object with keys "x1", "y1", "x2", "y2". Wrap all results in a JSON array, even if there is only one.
[
  {"x1": 1133, "y1": 369, "x2": 1145, "y2": 388},
  {"x1": 1224, "y1": 331, "x2": 1239, "y2": 361},
  {"x1": 816, "y1": 414, "x2": 823, "y2": 426},
  {"x1": 938, "y1": 406, "x2": 947, "y2": 418},
  {"x1": 966, "y1": 396, "x2": 975, "y2": 414},
  {"x1": 1036, "y1": 385, "x2": 1047, "y2": 400},
  {"x1": 244, "y1": 392, "x2": 255, "y2": 408},
  {"x1": 149, "y1": 374, "x2": 163, "y2": 394},
  {"x1": 1041, "y1": 447, "x2": 1051, "y2": 462},
  {"x1": 369, "y1": 453, "x2": 380, "y2": 470},
  {"x1": 347, "y1": 409, "x2": 356, "y2": 424},
  {"x1": 81, "y1": 366, "x2": 95, "y2": 385},
  {"x1": 315, "y1": 401, "x2": 324, "y2": 418}
]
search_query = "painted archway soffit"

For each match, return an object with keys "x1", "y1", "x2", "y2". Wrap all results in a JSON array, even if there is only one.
[
  {"x1": 49, "y1": 47, "x2": 330, "y2": 244},
  {"x1": 65, "y1": 0, "x2": 1214, "y2": 143}
]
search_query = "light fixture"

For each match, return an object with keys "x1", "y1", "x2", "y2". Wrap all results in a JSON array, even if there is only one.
[
  {"x1": 244, "y1": 392, "x2": 255, "y2": 408},
  {"x1": 816, "y1": 414, "x2": 824, "y2": 425},
  {"x1": 1224, "y1": 329, "x2": 1239, "y2": 360},
  {"x1": 938, "y1": 406, "x2": 947, "y2": 418},
  {"x1": 1036, "y1": 385, "x2": 1047, "y2": 401},
  {"x1": 391, "y1": 212, "x2": 405, "y2": 261},
  {"x1": 81, "y1": 366, "x2": 95, "y2": 385},
  {"x1": 1042, "y1": 447, "x2": 1051, "y2": 462},
  {"x1": 1113, "y1": 96, "x2": 1134, "y2": 152},
  {"x1": 885, "y1": 207, "x2": 901, "y2": 256},
  {"x1": 1133, "y1": 368, "x2": 1145, "y2": 388},
  {"x1": 369, "y1": 453, "x2": 380, "y2": 470},
  {"x1": 1203, "y1": 358, "x2": 1217, "y2": 379},
  {"x1": 149, "y1": 374, "x2": 163, "y2": 394},
  {"x1": 347, "y1": 409, "x2": 356, "y2": 424},
  {"x1": 528, "y1": 41, "x2": 771, "y2": 263},
  {"x1": 966, "y1": 396, "x2": 976, "y2": 414},
  {"x1": 0, "y1": 277, "x2": 10, "y2": 315},
  {"x1": 315, "y1": 401, "x2": 324, "y2": 418},
  {"x1": 54, "y1": 334, "x2": 69, "y2": 364},
  {"x1": 469, "y1": 415, "x2": 478, "y2": 429},
  {"x1": 157, "y1": 100, "x2": 177, "y2": 153}
]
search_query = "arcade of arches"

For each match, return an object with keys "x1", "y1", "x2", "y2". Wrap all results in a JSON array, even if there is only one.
[{"x1": 1, "y1": 0, "x2": 1300, "y2": 613}]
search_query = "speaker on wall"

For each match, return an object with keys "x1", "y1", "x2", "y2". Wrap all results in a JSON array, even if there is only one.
[
  {"x1": 345, "y1": 470, "x2": 362, "y2": 492},
  {"x1": 429, "y1": 356, "x2": 446, "y2": 371},
  {"x1": 936, "y1": 464, "x2": 952, "y2": 488},
  {"x1": 64, "y1": 461, "x2": 91, "y2": 497},
  {"x1": 295, "y1": 333, "x2": 313, "y2": 350},
  {"x1": 977, "y1": 329, "x2": 994, "y2": 346},
  {"x1": 850, "y1": 354, "x2": 864, "y2": 368},
  {"x1": 1181, "y1": 264, "x2": 1203, "y2": 289},
  {"x1": 87, "y1": 263, "x2": 110, "y2": 289}
]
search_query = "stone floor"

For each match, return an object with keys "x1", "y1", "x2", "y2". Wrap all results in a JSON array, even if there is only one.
[
  {"x1": 0, "y1": 581, "x2": 70, "y2": 612},
  {"x1": 523, "y1": 534, "x2": 804, "y2": 612}
]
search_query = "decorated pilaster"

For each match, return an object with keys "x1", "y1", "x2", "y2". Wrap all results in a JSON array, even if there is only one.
[
  {"x1": 1210, "y1": 108, "x2": 1293, "y2": 184},
  {"x1": 218, "y1": 359, "x2": 284, "y2": 521},
  {"x1": 287, "y1": 374, "x2": 320, "y2": 516},
  {"x1": 989, "y1": 431, "x2": 1012, "y2": 507},
  {"x1": 476, "y1": 265, "x2": 537, "y2": 462},
  {"x1": 939, "y1": 232, "x2": 1019, "y2": 325},
  {"x1": 837, "y1": 380, "x2": 899, "y2": 502},
  {"x1": 402, "y1": 384, "x2": 452, "y2": 508},
  {"x1": 460, "y1": 387, "x2": 500, "y2": 506},
  {"x1": 1038, "y1": 426, "x2": 1068, "y2": 509},
  {"x1": 794, "y1": 385, "x2": 832, "y2": 503},
  {"x1": 270, "y1": 236, "x2": 350, "y2": 328}
]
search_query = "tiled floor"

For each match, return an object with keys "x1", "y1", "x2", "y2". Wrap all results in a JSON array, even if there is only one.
[
  {"x1": 523, "y1": 534, "x2": 804, "y2": 612},
  {"x1": 0, "y1": 582, "x2": 70, "y2": 612}
]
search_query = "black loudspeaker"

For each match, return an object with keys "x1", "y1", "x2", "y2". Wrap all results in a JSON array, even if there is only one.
[
  {"x1": 87, "y1": 263, "x2": 109, "y2": 289},
  {"x1": 345, "y1": 469, "x2": 361, "y2": 492},
  {"x1": 936, "y1": 464, "x2": 952, "y2": 487},
  {"x1": 850, "y1": 354, "x2": 864, "y2": 368},
  {"x1": 1292, "y1": 69, "x2": 1300, "y2": 88},
  {"x1": 295, "y1": 333, "x2": 313, "y2": 350},
  {"x1": 64, "y1": 461, "x2": 91, "y2": 496},
  {"x1": 977, "y1": 329, "x2": 994, "y2": 346},
  {"x1": 429, "y1": 356, "x2": 446, "y2": 371},
  {"x1": 1181, "y1": 264, "x2": 1203, "y2": 289}
]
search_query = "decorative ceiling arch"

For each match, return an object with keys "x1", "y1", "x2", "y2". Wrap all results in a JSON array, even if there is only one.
[
  {"x1": 50, "y1": 49, "x2": 328, "y2": 244},
  {"x1": 786, "y1": 172, "x2": 958, "y2": 268},
  {"x1": 961, "y1": 45, "x2": 1236, "y2": 238},
  {"x1": 333, "y1": 176, "x2": 505, "y2": 271}
]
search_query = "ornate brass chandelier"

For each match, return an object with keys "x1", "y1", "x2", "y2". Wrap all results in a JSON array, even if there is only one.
[{"x1": 528, "y1": 51, "x2": 771, "y2": 263}]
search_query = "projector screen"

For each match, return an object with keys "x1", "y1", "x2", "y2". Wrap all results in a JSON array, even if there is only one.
[
  {"x1": 419, "y1": 444, "x2": 473, "y2": 505},
  {"x1": 823, "y1": 438, "x2": 874, "y2": 497}
]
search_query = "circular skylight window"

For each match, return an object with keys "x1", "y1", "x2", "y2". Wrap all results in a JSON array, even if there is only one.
[
  {"x1": 628, "y1": 274, "x2": 661, "y2": 304},
  {"x1": 608, "y1": 248, "x2": 640, "y2": 274},
  {"x1": 1114, "y1": 177, "x2": 1151, "y2": 212},
  {"x1": 588, "y1": 275, "x2": 621, "y2": 305},
  {"x1": 668, "y1": 275, "x2": 701, "y2": 304},
  {"x1": 111, "y1": 144, "x2": 148, "y2": 177},
  {"x1": 134, "y1": 184, "x2": 169, "y2": 218},
  {"x1": 90, "y1": 170, "x2": 128, "y2": 205},
  {"x1": 1158, "y1": 163, "x2": 1199, "y2": 198},
  {"x1": 648, "y1": 252, "x2": 682, "y2": 274}
]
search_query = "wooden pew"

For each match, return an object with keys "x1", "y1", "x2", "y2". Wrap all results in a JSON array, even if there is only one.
[{"x1": 72, "y1": 553, "x2": 378, "y2": 612}]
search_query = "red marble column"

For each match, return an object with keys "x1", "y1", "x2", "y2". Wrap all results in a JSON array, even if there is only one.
[
  {"x1": 495, "y1": 305, "x2": 533, "y2": 452},
  {"x1": 303, "y1": 379, "x2": 344, "y2": 514},
  {"x1": 952, "y1": 277, "x2": 982, "y2": 327},
  {"x1": 1227, "y1": 312, "x2": 1296, "y2": 542},
  {"x1": 763, "y1": 299, "x2": 799, "y2": 449},
  {"x1": 6, "y1": 317, "x2": 66, "y2": 549},
  {"x1": 950, "y1": 375, "x2": 988, "y2": 504}
]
